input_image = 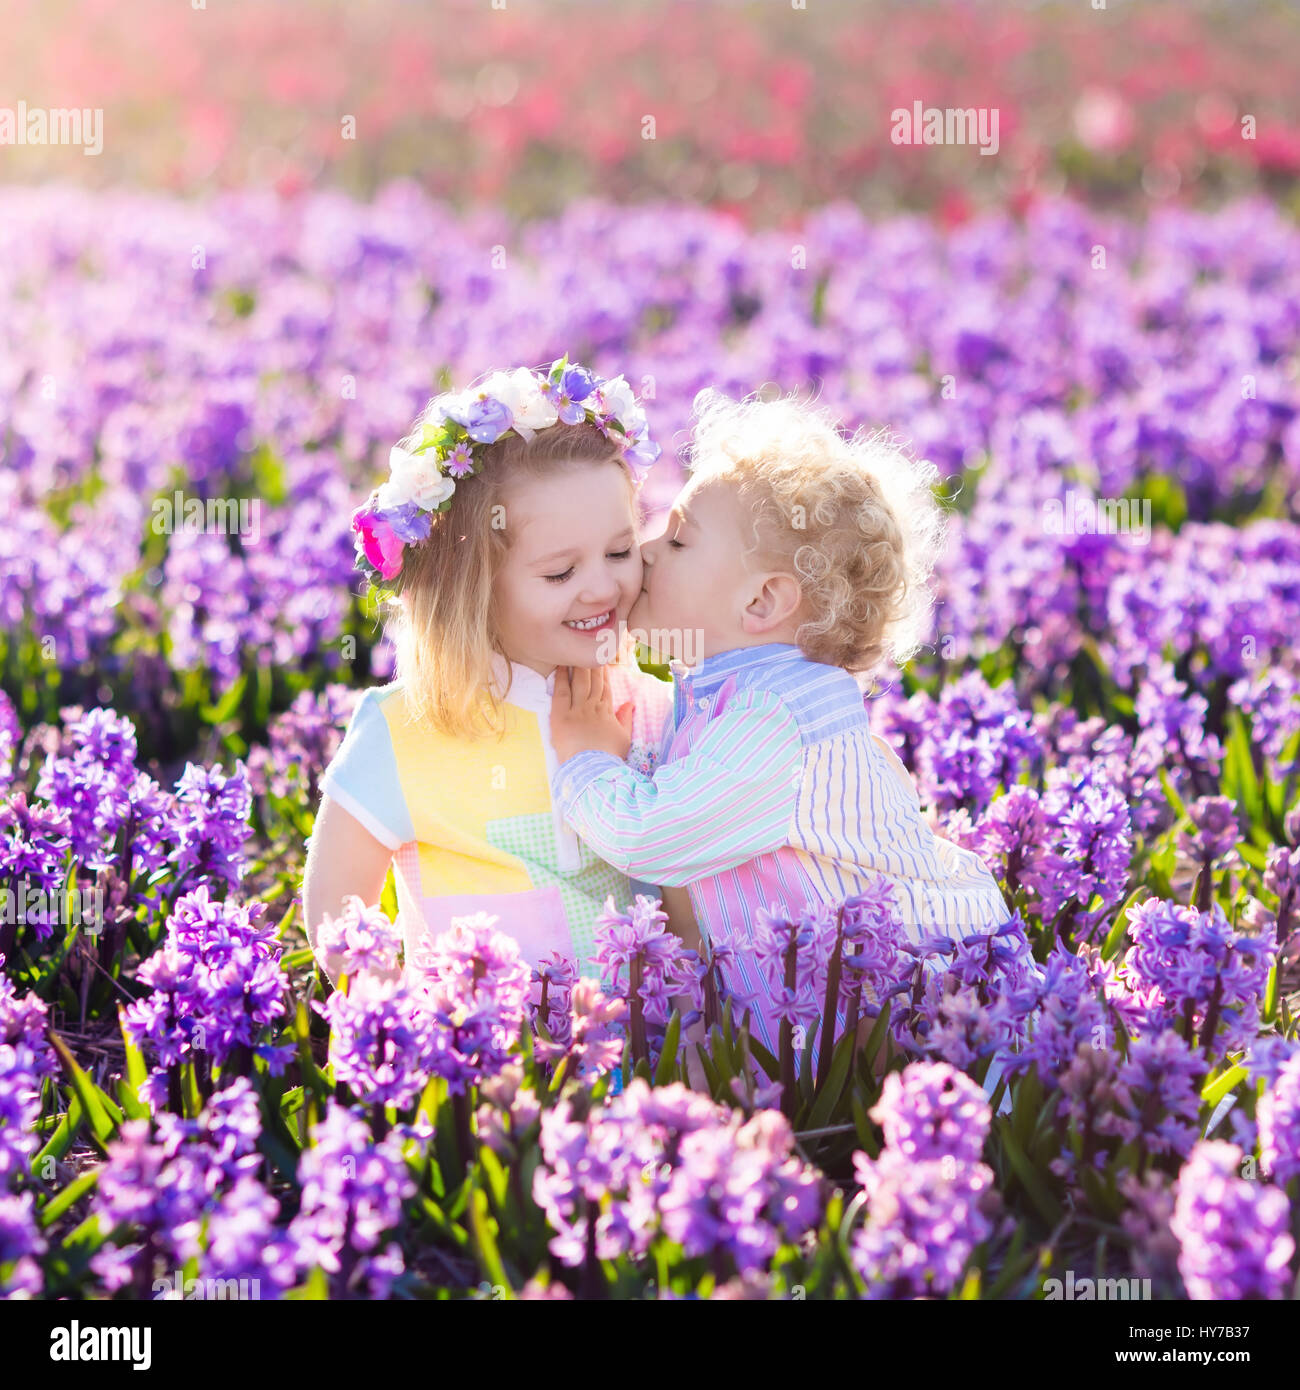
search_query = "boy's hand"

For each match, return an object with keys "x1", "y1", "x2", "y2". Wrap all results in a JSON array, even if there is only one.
[{"x1": 551, "y1": 665, "x2": 635, "y2": 764}]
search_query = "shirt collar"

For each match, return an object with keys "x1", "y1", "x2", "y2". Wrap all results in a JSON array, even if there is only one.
[
  {"x1": 488, "y1": 652, "x2": 556, "y2": 712},
  {"x1": 670, "y1": 642, "x2": 803, "y2": 695}
]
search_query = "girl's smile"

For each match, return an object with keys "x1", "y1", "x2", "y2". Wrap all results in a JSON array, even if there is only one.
[{"x1": 563, "y1": 608, "x2": 617, "y2": 634}]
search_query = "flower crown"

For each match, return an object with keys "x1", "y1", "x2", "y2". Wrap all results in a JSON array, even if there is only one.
[{"x1": 352, "y1": 355, "x2": 660, "y2": 588}]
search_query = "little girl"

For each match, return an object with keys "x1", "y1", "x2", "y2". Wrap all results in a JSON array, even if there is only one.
[
  {"x1": 548, "y1": 386, "x2": 1020, "y2": 1091},
  {"x1": 303, "y1": 357, "x2": 674, "y2": 985}
]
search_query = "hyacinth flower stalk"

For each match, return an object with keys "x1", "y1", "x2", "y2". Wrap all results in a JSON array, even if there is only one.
[
  {"x1": 698, "y1": 938, "x2": 722, "y2": 1032},
  {"x1": 592, "y1": 895, "x2": 700, "y2": 1073},
  {"x1": 1262, "y1": 820, "x2": 1299, "y2": 965},
  {"x1": 408, "y1": 912, "x2": 533, "y2": 1168},
  {"x1": 1123, "y1": 897, "x2": 1275, "y2": 1062},
  {"x1": 815, "y1": 904, "x2": 847, "y2": 1093},
  {"x1": 779, "y1": 923, "x2": 798, "y2": 1111},
  {"x1": 830, "y1": 881, "x2": 914, "y2": 1079},
  {"x1": 751, "y1": 905, "x2": 825, "y2": 1112},
  {"x1": 1182, "y1": 796, "x2": 1243, "y2": 915}
]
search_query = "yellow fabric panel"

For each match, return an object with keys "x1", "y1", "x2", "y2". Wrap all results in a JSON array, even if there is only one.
[
  {"x1": 413, "y1": 841, "x2": 532, "y2": 896},
  {"x1": 377, "y1": 685, "x2": 550, "y2": 869}
]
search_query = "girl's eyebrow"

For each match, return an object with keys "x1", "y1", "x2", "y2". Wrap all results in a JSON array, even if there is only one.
[{"x1": 530, "y1": 525, "x2": 636, "y2": 566}]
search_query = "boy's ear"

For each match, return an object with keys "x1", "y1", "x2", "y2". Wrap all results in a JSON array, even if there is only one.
[{"x1": 742, "y1": 573, "x2": 803, "y2": 633}]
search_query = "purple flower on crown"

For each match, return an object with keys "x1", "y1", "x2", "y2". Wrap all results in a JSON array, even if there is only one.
[
  {"x1": 447, "y1": 394, "x2": 513, "y2": 443},
  {"x1": 547, "y1": 364, "x2": 598, "y2": 424},
  {"x1": 443, "y1": 440, "x2": 476, "y2": 478}
]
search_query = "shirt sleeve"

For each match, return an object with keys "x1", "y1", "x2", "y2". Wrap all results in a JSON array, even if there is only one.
[
  {"x1": 318, "y1": 687, "x2": 415, "y2": 851},
  {"x1": 551, "y1": 688, "x2": 802, "y2": 885}
]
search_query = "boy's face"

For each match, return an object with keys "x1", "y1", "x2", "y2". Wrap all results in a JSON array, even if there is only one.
[
  {"x1": 629, "y1": 475, "x2": 771, "y2": 665},
  {"x1": 493, "y1": 461, "x2": 643, "y2": 677}
]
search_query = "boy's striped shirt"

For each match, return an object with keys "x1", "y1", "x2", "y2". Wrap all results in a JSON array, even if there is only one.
[{"x1": 552, "y1": 642, "x2": 1014, "y2": 1061}]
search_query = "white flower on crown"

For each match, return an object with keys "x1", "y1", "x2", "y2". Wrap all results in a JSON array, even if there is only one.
[
  {"x1": 596, "y1": 373, "x2": 645, "y2": 434},
  {"x1": 482, "y1": 366, "x2": 559, "y2": 443},
  {"x1": 380, "y1": 444, "x2": 456, "y2": 511}
]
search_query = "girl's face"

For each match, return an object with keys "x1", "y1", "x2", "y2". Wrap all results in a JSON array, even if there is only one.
[{"x1": 493, "y1": 461, "x2": 643, "y2": 678}]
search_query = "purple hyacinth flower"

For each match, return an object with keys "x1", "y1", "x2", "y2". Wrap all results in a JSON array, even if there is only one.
[{"x1": 1171, "y1": 1141, "x2": 1295, "y2": 1299}]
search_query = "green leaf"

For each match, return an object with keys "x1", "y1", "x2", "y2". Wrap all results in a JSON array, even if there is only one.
[
  {"x1": 1101, "y1": 886, "x2": 1148, "y2": 961},
  {"x1": 998, "y1": 1121, "x2": 1063, "y2": 1227},
  {"x1": 1011, "y1": 1067, "x2": 1043, "y2": 1152},
  {"x1": 804, "y1": 1027, "x2": 856, "y2": 1133},
  {"x1": 478, "y1": 1146, "x2": 510, "y2": 1214},
  {"x1": 286, "y1": 1266, "x2": 330, "y2": 1300},
  {"x1": 654, "y1": 1010, "x2": 681, "y2": 1086},
  {"x1": 48, "y1": 1032, "x2": 116, "y2": 1151},
  {"x1": 1201, "y1": 1063, "x2": 1247, "y2": 1109},
  {"x1": 1262, "y1": 962, "x2": 1279, "y2": 1025},
  {"x1": 199, "y1": 673, "x2": 248, "y2": 725},
  {"x1": 695, "y1": 1043, "x2": 721, "y2": 1097},
  {"x1": 797, "y1": 1020, "x2": 819, "y2": 1109},
  {"x1": 117, "y1": 1005, "x2": 149, "y2": 1095},
  {"x1": 61, "y1": 1211, "x2": 110, "y2": 1261},
  {"x1": 39, "y1": 1168, "x2": 99, "y2": 1228},
  {"x1": 862, "y1": 1002, "x2": 891, "y2": 1068},
  {"x1": 1223, "y1": 711, "x2": 1262, "y2": 830},
  {"x1": 705, "y1": 1027, "x2": 736, "y2": 1085},
  {"x1": 467, "y1": 1182, "x2": 513, "y2": 1297},
  {"x1": 849, "y1": 1091, "x2": 879, "y2": 1157},
  {"x1": 746, "y1": 1034, "x2": 780, "y2": 1081},
  {"x1": 34, "y1": 1093, "x2": 84, "y2": 1172},
  {"x1": 1158, "y1": 767, "x2": 1189, "y2": 823},
  {"x1": 115, "y1": 1076, "x2": 149, "y2": 1121},
  {"x1": 1238, "y1": 841, "x2": 1268, "y2": 872}
]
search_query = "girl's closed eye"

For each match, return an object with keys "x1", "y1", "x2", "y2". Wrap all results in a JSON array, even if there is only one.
[{"x1": 544, "y1": 548, "x2": 635, "y2": 583}]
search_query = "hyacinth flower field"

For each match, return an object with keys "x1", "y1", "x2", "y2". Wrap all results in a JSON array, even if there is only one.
[{"x1": 2, "y1": 0, "x2": 1300, "y2": 1323}]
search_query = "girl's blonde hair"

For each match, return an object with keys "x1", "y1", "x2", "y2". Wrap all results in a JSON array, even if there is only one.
[
  {"x1": 382, "y1": 414, "x2": 637, "y2": 739},
  {"x1": 684, "y1": 386, "x2": 947, "y2": 685}
]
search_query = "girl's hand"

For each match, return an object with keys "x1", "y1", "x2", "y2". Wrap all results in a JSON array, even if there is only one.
[{"x1": 551, "y1": 665, "x2": 635, "y2": 764}]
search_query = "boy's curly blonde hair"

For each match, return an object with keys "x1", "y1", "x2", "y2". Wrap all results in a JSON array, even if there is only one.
[{"x1": 684, "y1": 386, "x2": 947, "y2": 683}]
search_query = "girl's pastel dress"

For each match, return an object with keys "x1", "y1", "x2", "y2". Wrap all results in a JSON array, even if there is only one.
[
  {"x1": 320, "y1": 654, "x2": 674, "y2": 979},
  {"x1": 552, "y1": 642, "x2": 1023, "y2": 1085}
]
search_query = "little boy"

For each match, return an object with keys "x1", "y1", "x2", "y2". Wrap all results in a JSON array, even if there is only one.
[{"x1": 550, "y1": 389, "x2": 1017, "y2": 1100}]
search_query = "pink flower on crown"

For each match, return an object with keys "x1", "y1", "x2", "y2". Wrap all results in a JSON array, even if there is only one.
[{"x1": 352, "y1": 510, "x2": 405, "y2": 580}]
